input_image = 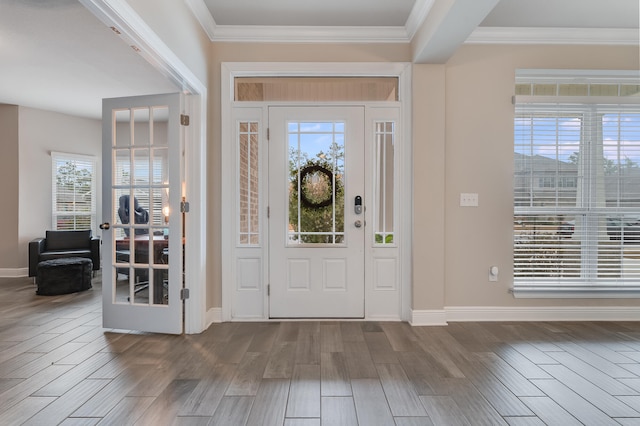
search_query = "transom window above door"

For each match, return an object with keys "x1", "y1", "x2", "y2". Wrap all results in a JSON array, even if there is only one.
[{"x1": 234, "y1": 77, "x2": 398, "y2": 102}]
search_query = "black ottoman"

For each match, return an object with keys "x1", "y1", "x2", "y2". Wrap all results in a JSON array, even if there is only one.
[{"x1": 36, "y1": 257, "x2": 93, "y2": 295}]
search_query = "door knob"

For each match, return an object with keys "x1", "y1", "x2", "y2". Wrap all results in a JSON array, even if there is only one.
[
  {"x1": 99, "y1": 222, "x2": 110, "y2": 230},
  {"x1": 354, "y1": 220, "x2": 362, "y2": 228}
]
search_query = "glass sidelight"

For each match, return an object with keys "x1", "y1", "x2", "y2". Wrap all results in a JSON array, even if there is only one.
[
  {"x1": 238, "y1": 121, "x2": 260, "y2": 245},
  {"x1": 374, "y1": 121, "x2": 395, "y2": 245}
]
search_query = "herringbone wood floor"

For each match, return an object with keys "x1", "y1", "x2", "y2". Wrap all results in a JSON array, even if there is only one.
[{"x1": 2, "y1": 276, "x2": 640, "y2": 425}]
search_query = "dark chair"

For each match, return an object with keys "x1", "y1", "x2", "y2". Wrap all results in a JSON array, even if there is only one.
[
  {"x1": 29, "y1": 230, "x2": 100, "y2": 278},
  {"x1": 116, "y1": 195, "x2": 152, "y2": 297},
  {"x1": 118, "y1": 195, "x2": 149, "y2": 236}
]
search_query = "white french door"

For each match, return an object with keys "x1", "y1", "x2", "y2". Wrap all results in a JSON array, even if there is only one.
[
  {"x1": 269, "y1": 107, "x2": 365, "y2": 318},
  {"x1": 101, "y1": 93, "x2": 184, "y2": 334}
]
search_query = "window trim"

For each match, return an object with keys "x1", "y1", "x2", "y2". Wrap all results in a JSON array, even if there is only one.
[{"x1": 51, "y1": 151, "x2": 98, "y2": 232}]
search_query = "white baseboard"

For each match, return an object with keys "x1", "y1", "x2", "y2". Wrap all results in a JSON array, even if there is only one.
[
  {"x1": 208, "y1": 305, "x2": 640, "y2": 328},
  {"x1": 208, "y1": 314, "x2": 403, "y2": 324},
  {"x1": 411, "y1": 306, "x2": 640, "y2": 325},
  {"x1": 0, "y1": 268, "x2": 28, "y2": 278},
  {"x1": 206, "y1": 307, "x2": 223, "y2": 327},
  {"x1": 410, "y1": 310, "x2": 448, "y2": 326}
]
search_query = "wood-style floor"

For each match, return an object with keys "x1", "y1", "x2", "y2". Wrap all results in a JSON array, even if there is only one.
[{"x1": 2, "y1": 277, "x2": 640, "y2": 425}]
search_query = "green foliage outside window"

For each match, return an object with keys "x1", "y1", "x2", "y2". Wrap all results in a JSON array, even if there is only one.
[{"x1": 289, "y1": 145, "x2": 344, "y2": 244}]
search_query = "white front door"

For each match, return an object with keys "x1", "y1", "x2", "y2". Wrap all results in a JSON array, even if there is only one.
[
  {"x1": 101, "y1": 93, "x2": 184, "y2": 334},
  {"x1": 269, "y1": 107, "x2": 365, "y2": 318}
]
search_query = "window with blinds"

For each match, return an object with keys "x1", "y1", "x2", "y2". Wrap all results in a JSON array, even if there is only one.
[
  {"x1": 513, "y1": 71, "x2": 640, "y2": 295},
  {"x1": 52, "y1": 152, "x2": 97, "y2": 231}
]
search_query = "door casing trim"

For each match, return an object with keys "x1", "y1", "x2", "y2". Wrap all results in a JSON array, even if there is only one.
[
  {"x1": 82, "y1": 0, "x2": 208, "y2": 333},
  {"x1": 221, "y1": 62, "x2": 413, "y2": 322}
]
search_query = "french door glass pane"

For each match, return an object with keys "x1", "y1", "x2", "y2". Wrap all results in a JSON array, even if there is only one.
[{"x1": 112, "y1": 106, "x2": 170, "y2": 306}]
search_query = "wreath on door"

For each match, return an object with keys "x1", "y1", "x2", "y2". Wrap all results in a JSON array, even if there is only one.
[{"x1": 298, "y1": 164, "x2": 335, "y2": 209}]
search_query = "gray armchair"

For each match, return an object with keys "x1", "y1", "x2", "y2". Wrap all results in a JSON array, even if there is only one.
[{"x1": 29, "y1": 230, "x2": 100, "y2": 277}]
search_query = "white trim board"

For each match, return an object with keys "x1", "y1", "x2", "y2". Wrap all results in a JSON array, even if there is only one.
[
  {"x1": 186, "y1": 0, "x2": 434, "y2": 44},
  {"x1": 411, "y1": 306, "x2": 640, "y2": 325},
  {"x1": 206, "y1": 307, "x2": 223, "y2": 326},
  {"x1": 0, "y1": 268, "x2": 28, "y2": 278},
  {"x1": 185, "y1": 0, "x2": 636, "y2": 46}
]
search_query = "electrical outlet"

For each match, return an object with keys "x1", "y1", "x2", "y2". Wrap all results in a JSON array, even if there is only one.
[{"x1": 460, "y1": 193, "x2": 479, "y2": 207}]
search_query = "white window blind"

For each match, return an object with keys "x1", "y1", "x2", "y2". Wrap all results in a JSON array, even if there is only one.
[
  {"x1": 51, "y1": 152, "x2": 97, "y2": 231},
  {"x1": 114, "y1": 151, "x2": 167, "y2": 229},
  {"x1": 513, "y1": 72, "x2": 640, "y2": 296}
]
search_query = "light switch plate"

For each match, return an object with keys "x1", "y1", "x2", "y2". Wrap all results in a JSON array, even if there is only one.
[{"x1": 460, "y1": 193, "x2": 479, "y2": 207}]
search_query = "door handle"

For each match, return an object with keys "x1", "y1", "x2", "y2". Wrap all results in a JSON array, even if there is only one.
[
  {"x1": 99, "y1": 222, "x2": 110, "y2": 230},
  {"x1": 354, "y1": 220, "x2": 362, "y2": 228}
]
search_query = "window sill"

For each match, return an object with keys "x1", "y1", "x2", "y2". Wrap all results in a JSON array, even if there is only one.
[{"x1": 512, "y1": 285, "x2": 640, "y2": 298}]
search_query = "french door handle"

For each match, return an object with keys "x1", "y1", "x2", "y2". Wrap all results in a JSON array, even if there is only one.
[{"x1": 99, "y1": 222, "x2": 110, "y2": 230}]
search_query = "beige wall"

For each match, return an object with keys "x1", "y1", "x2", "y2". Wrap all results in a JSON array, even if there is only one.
[
  {"x1": 412, "y1": 65, "x2": 446, "y2": 310},
  {"x1": 0, "y1": 106, "x2": 100, "y2": 273},
  {"x1": 422, "y1": 44, "x2": 640, "y2": 309},
  {"x1": 5, "y1": 5, "x2": 638, "y2": 316},
  {"x1": 207, "y1": 42, "x2": 639, "y2": 312},
  {"x1": 206, "y1": 43, "x2": 413, "y2": 309},
  {"x1": 0, "y1": 105, "x2": 20, "y2": 269},
  {"x1": 17, "y1": 108, "x2": 101, "y2": 270}
]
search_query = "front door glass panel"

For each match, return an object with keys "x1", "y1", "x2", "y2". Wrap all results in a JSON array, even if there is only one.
[{"x1": 288, "y1": 121, "x2": 345, "y2": 244}]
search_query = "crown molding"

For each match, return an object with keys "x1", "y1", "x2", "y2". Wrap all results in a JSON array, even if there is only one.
[
  {"x1": 185, "y1": 0, "x2": 410, "y2": 43},
  {"x1": 210, "y1": 25, "x2": 410, "y2": 43},
  {"x1": 467, "y1": 27, "x2": 640, "y2": 46},
  {"x1": 184, "y1": 0, "x2": 217, "y2": 41},
  {"x1": 185, "y1": 0, "x2": 638, "y2": 46}
]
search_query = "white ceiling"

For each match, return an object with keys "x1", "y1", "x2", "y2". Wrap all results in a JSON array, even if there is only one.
[
  {"x1": 0, "y1": 0, "x2": 179, "y2": 119},
  {"x1": 202, "y1": 0, "x2": 417, "y2": 27},
  {"x1": 0, "y1": 0, "x2": 637, "y2": 119},
  {"x1": 200, "y1": 0, "x2": 639, "y2": 29},
  {"x1": 482, "y1": 0, "x2": 639, "y2": 29}
]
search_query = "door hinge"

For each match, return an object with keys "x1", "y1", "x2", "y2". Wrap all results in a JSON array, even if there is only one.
[
  {"x1": 180, "y1": 201, "x2": 190, "y2": 213},
  {"x1": 181, "y1": 288, "x2": 190, "y2": 300},
  {"x1": 267, "y1": 206, "x2": 270, "y2": 218},
  {"x1": 267, "y1": 127, "x2": 269, "y2": 141},
  {"x1": 267, "y1": 284, "x2": 270, "y2": 296},
  {"x1": 180, "y1": 114, "x2": 190, "y2": 126}
]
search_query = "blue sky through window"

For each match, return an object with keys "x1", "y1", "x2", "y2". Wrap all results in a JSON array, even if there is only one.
[{"x1": 515, "y1": 112, "x2": 640, "y2": 165}]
